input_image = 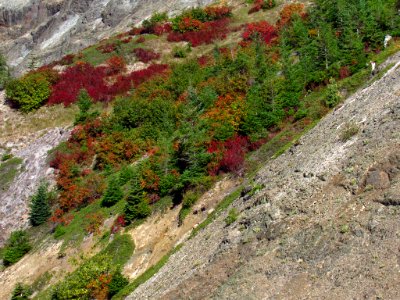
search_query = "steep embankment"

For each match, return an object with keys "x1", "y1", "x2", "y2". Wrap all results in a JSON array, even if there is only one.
[
  {"x1": 127, "y1": 54, "x2": 400, "y2": 299},
  {"x1": 0, "y1": 0, "x2": 214, "y2": 75}
]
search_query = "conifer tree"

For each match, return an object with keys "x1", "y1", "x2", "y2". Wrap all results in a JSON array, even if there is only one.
[
  {"x1": 29, "y1": 183, "x2": 51, "y2": 226},
  {"x1": 101, "y1": 176, "x2": 124, "y2": 207},
  {"x1": 124, "y1": 186, "x2": 151, "y2": 223}
]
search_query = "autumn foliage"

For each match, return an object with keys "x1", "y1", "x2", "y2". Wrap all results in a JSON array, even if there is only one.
[{"x1": 242, "y1": 21, "x2": 277, "y2": 45}]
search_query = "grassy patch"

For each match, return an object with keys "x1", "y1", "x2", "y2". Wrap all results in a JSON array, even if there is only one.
[
  {"x1": 0, "y1": 157, "x2": 23, "y2": 191},
  {"x1": 112, "y1": 244, "x2": 183, "y2": 300},
  {"x1": 224, "y1": 208, "x2": 239, "y2": 226},
  {"x1": 339, "y1": 122, "x2": 359, "y2": 142}
]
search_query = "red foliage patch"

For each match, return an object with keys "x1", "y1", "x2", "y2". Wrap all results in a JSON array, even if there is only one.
[
  {"x1": 249, "y1": 0, "x2": 275, "y2": 14},
  {"x1": 207, "y1": 135, "x2": 251, "y2": 176},
  {"x1": 167, "y1": 18, "x2": 230, "y2": 47},
  {"x1": 133, "y1": 48, "x2": 161, "y2": 63},
  {"x1": 339, "y1": 66, "x2": 351, "y2": 79},
  {"x1": 242, "y1": 21, "x2": 277, "y2": 45},
  {"x1": 111, "y1": 215, "x2": 126, "y2": 234},
  {"x1": 48, "y1": 63, "x2": 110, "y2": 106},
  {"x1": 105, "y1": 56, "x2": 127, "y2": 75},
  {"x1": 97, "y1": 43, "x2": 117, "y2": 54},
  {"x1": 205, "y1": 6, "x2": 232, "y2": 19}
]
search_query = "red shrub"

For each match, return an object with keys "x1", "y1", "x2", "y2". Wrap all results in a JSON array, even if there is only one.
[
  {"x1": 205, "y1": 6, "x2": 232, "y2": 19},
  {"x1": 111, "y1": 215, "x2": 126, "y2": 234},
  {"x1": 121, "y1": 37, "x2": 133, "y2": 44},
  {"x1": 339, "y1": 66, "x2": 351, "y2": 79},
  {"x1": 249, "y1": 0, "x2": 276, "y2": 14},
  {"x1": 105, "y1": 56, "x2": 126, "y2": 75},
  {"x1": 48, "y1": 63, "x2": 110, "y2": 106},
  {"x1": 133, "y1": 48, "x2": 161, "y2": 63},
  {"x1": 176, "y1": 16, "x2": 204, "y2": 33},
  {"x1": 59, "y1": 54, "x2": 75, "y2": 65},
  {"x1": 97, "y1": 43, "x2": 117, "y2": 54},
  {"x1": 136, "y1": 36, "x2": 146, "y2": 43},
  {"x1": 167, "y1": 18, "x2": 230, "y2": 47},
  {"x1": 207, "y1": 135, "x2": 250, "y2": 175},
  {"x1": 153, "y1": 23, "x2": 173, "y2": 35},
  {"x1": 242, "y1": 21, "x2": 277, "y2": 45}
]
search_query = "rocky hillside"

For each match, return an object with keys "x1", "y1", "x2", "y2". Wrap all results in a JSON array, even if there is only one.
[
  {"x1": 0, "y1": 0, "x2": 214, "y2": 75},
  {"x1": 127, "y1": 55, "x2": 400, "y2": 299}
]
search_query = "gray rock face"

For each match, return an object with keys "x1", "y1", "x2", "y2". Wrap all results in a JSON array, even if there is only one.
[
  {"x1": 0, "y1": 0, "x2": 214, "y2": 75},
  {"x1": 0, "y1": 128, "x2": 70, "y2": 246}
]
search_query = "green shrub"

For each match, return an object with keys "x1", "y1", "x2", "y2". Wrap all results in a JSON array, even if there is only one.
[
  {"x1": 6, "y1": 73, "x2": 51, "y2": 112},
  {"x1": 108, "y1": 270, "x2": 129, "y2": 297},
  {"x1": 124, "y1": 189, "x2": 151, "y2": 224},
  {"x1": 225, "y1": 208, "x2": 239, "y2": 226},
  {"x1": 11, "y1": 283, "x2": 32, "y2": 300},
  {"x1": 324, "y1": 78, "x2": 341, "y2": 108},
  {"x1": 29, "y1": 182, "x2": 51, "y2": 226},
  {"x1": 53, "y1": 225, "x2": 66, "y2": 239},
  {"x1": 3, "y1": 230, "x2": 31, "y2": 266},
  {"x1": 101, "y1": 176, "x2": 124, "y2": 207},
  {"x1": 74, "y1": 89, "x2": 99, "y2": 125},
  {"x1": 339, "y1": 122, "x2": 359, "y2": 142}
]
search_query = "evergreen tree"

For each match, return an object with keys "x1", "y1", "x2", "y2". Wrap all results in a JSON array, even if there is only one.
[
  {"x1": 3, "y1": 230, "x2": 32, "y2": 266},
  {"x1": 11, "y1": 283, "x2": 32, "y2": 300},
  {"x1": 101, "y1": 176, "x2": 124, "y2": 207},
  {"x1": 74, "y1": 89, "x2": 98, "y2": 125},
  {"x1": 124, "y1": 186, "x2": 151, "y2": 223},
  {"x1": 0, "y1": 52, "x2": 10, "y2": 90},
  {"x1": 29, "y1": 183, "x2": 51, "y2": 226}
]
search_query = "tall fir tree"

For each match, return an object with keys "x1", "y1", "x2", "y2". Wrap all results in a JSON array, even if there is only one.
[
  {"x1": 29, "y1": 183, "x2": 51, "y2": 226},
  {"x1": 101, "y1": 176, "x2": 124, "y2": 207},
  {"x1": 124, "y1": 186, "x2": 151, "y2": 223}
]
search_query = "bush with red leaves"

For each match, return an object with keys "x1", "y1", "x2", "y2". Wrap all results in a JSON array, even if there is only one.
[
  {"x1": 59, "y1": 54, "x2": 75, "y2": 65},
  {"x1": 108, "y1": 64, "x2": 169, "y2": 96},
  {"x1": 339, "y1": 66, "x2": 351, "y2": 79},
  {"x1": 105, "y1": 56, "x2": 127, "y2": 75},
  {"x1": 48, "y1": 63, "x2": 110, "y2": 106},
  {"x1": 242, "y1": 21, "x2": 277, "y2": 45},
  {"x1": 205, "y1": 6, "x2": 232, "y2": 19},
  {"x1": 97, "y1": 43, "x2": 117, "y2": 54},
  {"x1": 167, "y1": 18, "x2": 230, "y2": 47},
  {"x1": 249, "y1": 0, "x2": 276, "y2": 14},
  {"x1": 111, "y1": 215, "x2": 126, "y2": 234},
  {"x1": 207, "y1": 135, "x2": 251, "y2": 176},
  {"x1": 133, "y1": 48, "x2": 161, "y2": 63}
]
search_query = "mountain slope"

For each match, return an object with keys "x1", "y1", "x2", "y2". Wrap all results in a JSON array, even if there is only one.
[
  {"x1": 126, "y1": 53, "x2": 400, "y2": 299},
  {"x1": 0, "y1": 0, "x2": 214, "y2": 75}
]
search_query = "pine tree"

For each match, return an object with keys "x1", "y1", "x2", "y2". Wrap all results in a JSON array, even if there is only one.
[
  {"x1": 29, "y1": 183, "x2": 51, "y2": 226},
  {"x1": 124, "y1": 187, "x2": 151, "y2": 223},
  {"x1": 11, "y1": 283, "x2": 32, "y2": 300},
  {"x1": 101, "y1": 176, "x2": 124, "y2": 207}
]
